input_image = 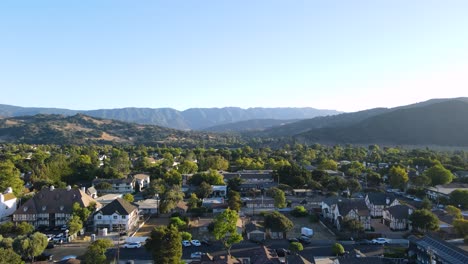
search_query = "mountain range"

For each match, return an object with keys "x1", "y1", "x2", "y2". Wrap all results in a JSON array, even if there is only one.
[{"x1": 0, "y1": 105, "x2": 340, "y2": 130}]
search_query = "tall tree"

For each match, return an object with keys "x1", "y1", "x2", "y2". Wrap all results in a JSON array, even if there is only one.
[
  {"x1": 446, "y1": 205, "x2": 462, "y2": 219},
  {"x1": 269, "y1": 187, "x2": 286, "y2": 208},
  {"x1": 228, "y1": 191, "x2": 242, "y2": 212},
  {"x1": 146, "y1": 225, "x2": 182, "y2": 264},
  {"x1": 263, "y1": 211, "x2": 293, "y2": 237},
  {"x1": 388, "y1": 166, "x2": 408, "y2": 190},
  {"x1": 177, "y1": 160, "x2": 198, "y2": 174},
  {"x1": 196, "y1": 182, "x2": 213, "y2": 199},
  {"x1": 0, "y1": 248, "x2": 23, "y2": 264},
  {"x1": 410, "y1": 209, "x2": 439, "y2": 232},
  {"x1": 227, "y1": 176, "x2": 243, "y2": 192},
  {"x1": 123, "y1": 193, "x2": 135, "y2": 202},
  {"x1": 450, "y1": 189, "x2": 468, "y2": 209},
  {"x1": 212, "y1": 209, "x2": 243, "y2": 256},
  {"x1": 0, "y1": 160, "x2": 24, "y2": 195},
  {"x1": 425, "y1": 164, "x2": 454, "y2": 186},
  {"x1": 13, "y1": 232, "x2": 48, "y2": 262},
  {"x1": 83, "y1": 239, "x2": 113, "y2": 264},
  {"x1": 187, "y1": 193, "x2": 199, "y2": 210}
]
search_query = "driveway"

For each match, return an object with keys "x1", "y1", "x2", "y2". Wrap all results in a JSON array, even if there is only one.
[{"x1": 370, "y1": 219, "x2": 407, "y2": 239}]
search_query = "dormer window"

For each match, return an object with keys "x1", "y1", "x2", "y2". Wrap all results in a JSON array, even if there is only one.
[
  {"x1": 42, "y1": 206, "x2": 46, "y2": 211},
  {"x1": 60, "y1": 206, "x2": 64, "y2": 211},
  {"x1": 23, "y1": 206, "x2": 28, "y2": 212}
]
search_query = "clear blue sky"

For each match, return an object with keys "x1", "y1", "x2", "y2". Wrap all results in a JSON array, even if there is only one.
[{"x1": 1, "y1": 0, "x2": 467, "y2": 112}]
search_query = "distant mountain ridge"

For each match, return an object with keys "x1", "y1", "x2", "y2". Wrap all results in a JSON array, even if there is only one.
[
  {"x1": 254, "y1": 98, "x2": 468, "y2": 147},
  {"x1": 0, "y1": 105, "x2": 340, "y2": 130},
  {"x1": 203, "y1": 119, "x2": 298, "y2": 133}
]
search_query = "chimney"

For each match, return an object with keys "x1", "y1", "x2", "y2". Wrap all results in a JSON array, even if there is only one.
[
  {"x1": 408, "y1": 207, "x2": 413, "y2": 215},
  {"x1": 50, "y1": 185, "x2": 55, "y2": 191},
  {"x1": 386, "y1": 197, "x2": 390, "y2": 205},
  {"x1": 81, "y1": 187, "x2": 86, "y2": 192},
  {"x1": 66, "y1": 185, "x2": 72, "y2": 191}
]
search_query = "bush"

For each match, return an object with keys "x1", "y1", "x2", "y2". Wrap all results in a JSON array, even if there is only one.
[
  {"x1": 180, "y1": 231, "x2": 192, "y2": 241},
  {"x1": 332, "y1": 243, "x2": 345, "y2": 256},
  {"x1": 291, "y1": 206, "x2": 308, "y2": 217}
]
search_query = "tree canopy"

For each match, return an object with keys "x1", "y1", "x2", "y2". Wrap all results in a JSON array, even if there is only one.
[
  {"x1": 145, "y1": 225, "x2": 182, "y2": 264},
  {"x1": 424, "y1": 164, "x2": 454, "y2": 186},
  {"x1": 410, "y1": 209, "x2": 439, "y2": 232},
  {"x1": 212, "y1": 209, "x2": 243, "y2": 255}
]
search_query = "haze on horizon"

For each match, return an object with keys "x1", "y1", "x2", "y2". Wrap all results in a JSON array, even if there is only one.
[{"x1": 1, "y1": 1, "x2": 467, "y2": 112}]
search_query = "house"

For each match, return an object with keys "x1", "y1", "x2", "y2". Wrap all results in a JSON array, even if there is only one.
[
  {"x1": 172, "y1": 200, "x2": 188, "y2": 215},
  {"x1": 382, "y1": 204, "x2": 413, "y2": 231},
  {"x1": 202, "y1": 197, "x2": 227, "y2": 213},
  {"x1": 92, "y1": 177, "x2": 135, "y2": 194},
  {"x1": 408, "y1": 235, "x2": 468, "y2": 264},
  {"x1": 245, "y1": 197, "x2": 275, "y2": 212},
  {"x1": 426, "y1": 183, "x2": 468, "y2": 201},
  {"x1": 13, "y1": 186, "x2": 100, "y2": 228},
  {"x1": 95, "y1": 194, "x2": 123, "y2": 206},
  {"x1": 135, "y1": 198, "x2": 160, "y2": 215},
  {"x1": 245, "y1": 222, "x2": 266, "y2": 242},
  {"x1": 0, "y1": 187, "x2": 17, "y2": 220},
  {"x1": 454, "y1": 171, "x2": 468, "y2": 178},
  {"x1": 324, "y1": 170, "x2": 345, "y2": 177},
  {"x1": 85, "y1": 187, "x2": 98, "y2": 199},
  {"x1": 191, "y1": 218, "x2": 213, "y2": 233},
  {"x1": 211, "y1": 185, "x2": 227, "y2": 197},
  {"x1": 292, "y1": 189, "x2": 314, "y2": 197},
  {"x1": 133, "y1": 174, "x2": 150, "y2": 192},
  {"x1": 93, "y1": 198, "x2": 139, "y2": 232},
  {"x1": 222, "y1": 170, "x2": 277, "y2": 194},
  {"x1": 365, "y1": 193, "x2": 399, "y2": 217},
  {"x1": 321, "y1": 197, "x2": 371, "y2": 231}
]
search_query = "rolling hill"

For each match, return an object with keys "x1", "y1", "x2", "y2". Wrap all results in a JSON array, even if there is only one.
[
  {"x1": 203, "y1": 119, "x2": 298, "y2": 133},
  {"x1": 0, "y1": 105, "x2": 340, "y2": 130},
  {"x1": 289, "y1": 99, "x2": 468, "y2": 146},
  {"x1": 0, "y1": 114, "x2": 241, "y2": 146}
]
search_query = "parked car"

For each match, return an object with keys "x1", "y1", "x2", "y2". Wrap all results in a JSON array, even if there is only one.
[
  {"x1": 356, "y1": 239, "x2": 372, "y2": 245},
  {"x1": 372, "y1": 238, "x2": 390, "y2": 245},
  {"x1": 191, "y1": 240, "x2": 201, "y2": 246},
  {"x1": 413, "y1": 197, "x2": 422, "y2": 202},
  {"x1": 60, "y1": 225, "x2": 69, "y2": 231},
  {"x1": 182, "y1": 240, "x2": 191, "y2": 247},
  {"x1": 190, "y1": 252, "x2": 204, "y2": 259},
  {"x1": 288, "y1": 238, "x2": 299, "y2": 243},
  {"x1": 298, "y1": 235, "x2": 311, "y2": 244},
  {"x1": 46, "y1": 242, "x2": 55, "y2": 249},
  {"x1": 123, "y1": 242, "x2": 141, "y2": 249},
  {"x1": 201, "y1": 239, "x2": 212, "y2": 246}
]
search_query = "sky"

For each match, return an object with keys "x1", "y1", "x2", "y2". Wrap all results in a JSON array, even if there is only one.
[{"x1": 1, "y1": 0, "x2": 467, "y2": 112}]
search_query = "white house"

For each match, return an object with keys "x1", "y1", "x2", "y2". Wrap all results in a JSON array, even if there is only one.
[
  {"x1": 92, "y1": 178, "x2": 135, "y2": 194},
  {"x1": 133, "y1": 174, "x2": 150, "y2": 192},
  {"x1": 0, "y1": 187, "x2": 17, "y2": 220},
  {"x1": 211, "y1": 185, "x2": 227, "y2": 197},
  {"x1": 382, "y1": 204, "x2": 413, "y2": 231},
  {"x1": 365, "y1": 193, "x2": 400, "y2": 217},
  {"x1": 321, "y1": 197, "x2": 371, "y2": 231},
  {"x1": 94, "y1": 198, "x2": 139, "y2": 232}
]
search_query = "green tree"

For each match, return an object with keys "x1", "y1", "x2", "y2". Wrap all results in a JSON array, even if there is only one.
[
  {"x1": 332, "y1": 243, "x2": 345, "y2": 256},
  {"x1": 187, "y1": 193, "x2": 199, "y2": 210},
  {"x1": 189, "y1": 170, "x2": 224, "y2": 186},
  {"x1": 269, "y1": 187, "x2": 286, "y2": 208},
  {"x1": 199, "y1": 156, "x2": 229, "y2": 171},
  {"x1": 346, "y1": 178, "x2": 361, "y2": 195},
  {"x1": 177, "y1": 160, "x2": 198, "y2": 174},
  {"x1": 318, "y1": 159, "x2": 338, "y2": 171},
  {"x1": 342, "y1": 218, "x2": 365, "y2": 236},
  {"x1": 180, "y1": 231, "x2": 192, "y2": 241},
  {"x1": 0, "y1": 160, "x2": 24, "y2": 195},
  {"x1": 83, "y1": 239, "x2": 114, "y2": 264},
  {"x1": 420, "y1": 197, "x2": 432, "y2": 210},
  {"x1": 425, "y1": 165, "x2": 454, "y2": 186},
  {"x1": 453, "y1": 219, "x2": 468, "y2": 236},
  {"x1": 164, "y1": 170, "x2": 182, "y2": 186},
  {"x1": 146, "y1": 225, "x2": 182, "y2": 264},
  {"x1": 196, "y1": 182, "x2": 213, "y2": 199},
  {"x1": 212, "y1": 209, "x2": 243, "y2": 255},
  {"x1": 263, "y1": 211, "x2": 293, "y2": 238},
  {"x1": 227, "y1": 176, "x2": 243, "y2": 192},
  {"x1": 15, "y1": 222, "x2": 34, "y2": 236},
  {"x1": 288, "y1": 242, "x2": 303, "y2": 254},
  {"x1": 13, "y1": 232, "x2": 48, "y2": 262},
  {"x1": 169, "y1": 217, "x2": 187, "y2": 230},
  {"x1": 68, "y1": 215, "x2": 83, "y2": 235},
  {"x1": 159, "y1": 185, "x2": 184, "y2": 213},
  {"x1": 123, "y1": 193, "x2": 135, "y2": 203},
  {"x1": 291, "y1": 206, "x2": 308, "y2": 217},
  {"x1": 388, "y1": 166, "x2": 408, "y2": 190},
  {"x1": 410, "y1": 209, "x2": 439, "y2": 232},
  {"x1": 227, "y1": 191, "x2": 242, "y2": 212},
  {"x1": 446, "y1": 205, "x2": 462, "y2": 219},
  {"x1": 0, "y1": 248, "x2": 23, "y2": 264},
  {"x1": 450, "y1": 189, "x2": 468, "y2": 209}
]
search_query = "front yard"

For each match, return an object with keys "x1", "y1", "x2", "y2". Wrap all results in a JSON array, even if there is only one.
[{"x1": 287, "y1": 215, "x2": 335, "y2": 241}]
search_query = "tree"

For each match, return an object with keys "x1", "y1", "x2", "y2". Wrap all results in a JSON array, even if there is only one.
[
  {"x1": 420, "y1": 197, "x2": 432, "y2": 210},
  {"x1": 159, "y1": 185, "x2": 184, "y2": 213},
  {"x1": 366, "y1": 171, "x2": 382, "y2": 186},
  {"x1": 453, "y1": 219, "x2": 468, "y2": 236},
  {"x1": 450, "y1": 189, "x2": 468, "y2": 209},
  {"x1": 269, "y1": 187, "x2": 286, "y2": 208},
  {"x1": 180, "y1": 231, "x2": 192, "y2": 241},
  {"x1": 95, "y1": 182, "x2": 113, "y2": 190},
  {"x1": 425, "y1": 164, "x2": 454, "y2": 186},
  {"x1": 289, "y1": 242, "x2": 303, "y2": 254},
  {"x1": 228, "y1": 191, "x2": 242, "y2": 212},
  {"x1": 410, "y1": 209, "x2": 439, "y2": 232},
  {"x1": 291, "y1": 206, "x2": 308, "y2": 217},
  {"x1": 346, "y1": 178, "x2": 361, "y2": 195},
  {"x1": 388, "y1": 166, "x2": 408, "y2": 190},
  {"x1": 68, "y1": 215, "x2": 83, "y2": 235},
  {"x1": 263, "y1": 211, "x2": 293, "y2": 237},
  {"x1": 13, "y1": 232, "x2": 48, "y2": 262},
  {"x1": 227, "y1": 176, "x2": 243, "y2": 192},
  {"x1": 146, "y1": 225, "x2": 182, "y2": 264},
  {"x1": 164, "y1": 170, "x2": 182, "y2": 186},
  {"x1": 189, "y1": 170, "x2": 224, "y2": 186},
  {"x1": 15, "y1": 222, "x2": 34, "y2": 236},
  {"x1": 332, "y1": 243, "x2": 345, "y2": 256},
  {"x1": 446, "y1": 205, "x2": 462, "y2": 219},
  {"x1": 83, "y1": 239, "x2": 114, "y2": 264},
  {"x1": 342, "y1": 218, "x2": 365, "y2": 236},
  {"x1": 196, "y1": 182, "x2": 213, "y2": 199},
  {"x1": 187, "y1": 193, "x2": 199, "y2": 210},
  {"x1": 169, "y1": 217, "x2": 187, "y2": 230},
  {"x1": 199, "y1": 156, "x2": 229, "y2": 171},
  {"x1": 212, "y1": 209, "x2": 243, "y2": 255},
  {"x1": 177, "y1": 160, "x2": 198, "y2": 174},
  {"x1": 0, "y1": 160, "x2": 24, "y2": 195},
  {"x1": 318, "y1": 159, "x2": 338, "y2": 171},
  {"x1": 0, "y1": 248, "x2": 23, "y2": 264},
  {"x1": 123, "y1": 193, "x2": 135, "y2": 203},
  {"x1": 410, "y1": 175, "x2": 431, "y2": 188}
]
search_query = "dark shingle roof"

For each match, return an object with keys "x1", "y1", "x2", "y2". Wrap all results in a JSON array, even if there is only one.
[
  {"x1": 385, "y1": 205, "x2": 412, "y2": 220},
  {"x1": 338, "y1": 199, "x2": 370, "y2": 217},
  {"x1": 96, "y1": 198, "x2": 137, "y2": 215},
  {"x1": 366, "y1": 192, "x2": 397, "y2": 206}
]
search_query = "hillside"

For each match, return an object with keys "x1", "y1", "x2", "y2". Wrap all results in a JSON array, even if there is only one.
[
  {"x1": 0, "y1": 105, "x2": 340, "y2": 130},
  {"x1": 0, "y1": 114, "x2": 241, "y2": 146},
  {"x1": 294, "y1": 99, "x2": 468, "y2": 146},
  {"x1": 203, "y1": 119, "x2": 297, "y2": 133}
]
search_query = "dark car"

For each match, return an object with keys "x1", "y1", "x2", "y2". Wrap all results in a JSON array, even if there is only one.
[
  {"x1": 298, "y1": 236, "x2": 311, "y2": 244},
  {"x1": 46, "y1": 242, "x2": 55, "y2": 249},
  {"x1": 288, "y1": 238, "x2": 299, "y2": 243},
  {"x1": 201, "y1": 239, "x2": 212, "y2": 246},
  {"x1": 357, "y1": 239, "x2": 372, "y2": 245}
]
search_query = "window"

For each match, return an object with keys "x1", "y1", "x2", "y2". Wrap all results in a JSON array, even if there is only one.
[
  {"x1": 122, "y1": 215, "x2": 126, "y2": 219},
  {"x1": 97, "y1": 216, "x2": 102, "y2": 220},
  {"x1": 113, "y1": 215, "x2": 118, "y2": 219}
]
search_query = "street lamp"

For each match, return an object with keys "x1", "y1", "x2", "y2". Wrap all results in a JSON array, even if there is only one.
[{"x1": 155, "y1": 194, "x2": 160, "y2": 216}]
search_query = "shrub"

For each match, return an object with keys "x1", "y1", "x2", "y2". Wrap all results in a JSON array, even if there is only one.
[{"x1": 291, "y1": 206, "x2": 308, "y2": 217}]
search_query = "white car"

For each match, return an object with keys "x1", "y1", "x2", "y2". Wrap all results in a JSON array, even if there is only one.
[
  {"x1": 182, "y1": 240, "x2": 191, "y2": 247},
  {"x1": 123, "y1": 242, "x2": 141, "y2": 249},
  {"x1": 190, "y1": 252, "x2": 203, "y2": 259},
  {"x1": 372, "y1": 238, "x2": 390, "y2": 245},
  {"x1": 191, "y1": 240, "x2": 201, "y2": 246},
  {"x1": 46, "y1": 234, "x2": 54, "y2": 241}
]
